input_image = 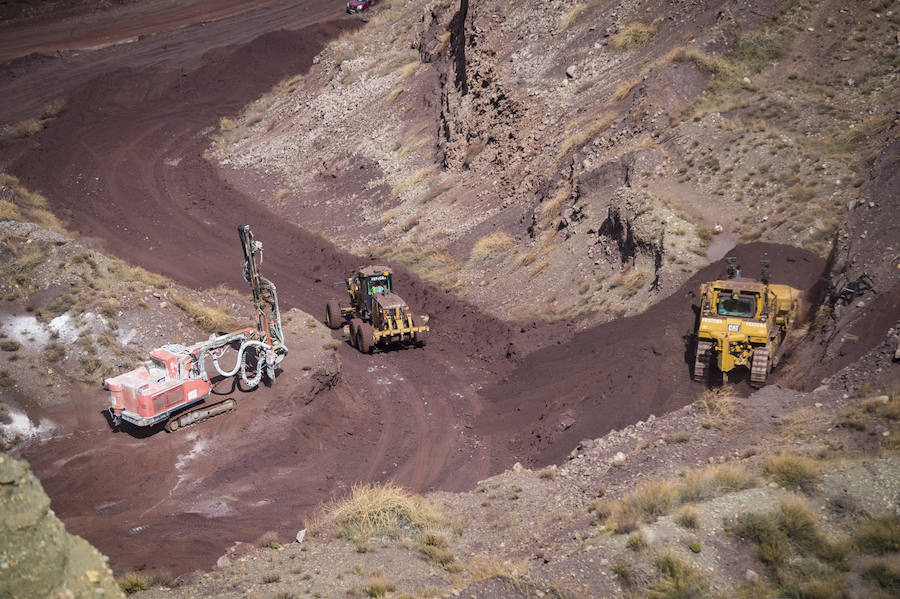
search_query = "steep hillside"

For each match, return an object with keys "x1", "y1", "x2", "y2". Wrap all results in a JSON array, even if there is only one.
[
  {"x1": 0, "y1": 0, "x2": 897, "y2": 594},
  {"x1": 214, "y1": 0, "x2": 899, "y2": 323}
]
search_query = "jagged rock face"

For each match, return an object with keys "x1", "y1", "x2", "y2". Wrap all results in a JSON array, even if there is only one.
[
  {"x1": 598, "y1": 187, "x2": 666, "y2": 269},
  {"x1": 0, "y1": 454, "x2": 125, "y2": 599},
  {"x1": 436, "y1": 0, "x2": 526, "y2": 171}
]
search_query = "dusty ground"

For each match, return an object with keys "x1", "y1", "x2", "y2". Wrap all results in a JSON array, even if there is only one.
[
  {"x1": 0, "y1": 0, "x2": 897, "y2": 587},
  {"x1": 135, "y1": 370, "x2": 900, "y2": 598}
]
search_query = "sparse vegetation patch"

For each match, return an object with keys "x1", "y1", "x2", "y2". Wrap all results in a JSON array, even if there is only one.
[
  {"x1": 322, "y1": 482, "x2": 446, "y2": 540},
  {"x1": 611, "y1": 23, "x2": 655, "y2": 51}
]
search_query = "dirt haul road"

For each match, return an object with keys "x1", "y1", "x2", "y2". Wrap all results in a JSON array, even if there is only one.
[{"x1": 0, "y1": 0, "x2": 838, "y2": 577}]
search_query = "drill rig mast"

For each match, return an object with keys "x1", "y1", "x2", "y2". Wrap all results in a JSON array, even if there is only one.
[{"x1": 105, "y1": 225, "x2": 288, "y2": 432}]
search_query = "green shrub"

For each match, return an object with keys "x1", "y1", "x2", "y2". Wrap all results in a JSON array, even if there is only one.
[{"x1": 118, "y1": 574, "x2": 148, "y2": 595}]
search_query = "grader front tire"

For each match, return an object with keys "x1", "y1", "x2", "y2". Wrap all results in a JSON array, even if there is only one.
[
  {"x1": 325, "y1": 300, "x2": 342, "y2": 329},
  {"x1": 349, "y1": 318, "x2": 362, "y2": 349},
  {"x1": 357, "y1": 323, "x2": 375, "y2": 354}
]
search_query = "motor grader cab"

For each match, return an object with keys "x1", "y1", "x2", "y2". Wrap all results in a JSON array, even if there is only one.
[
  {"x1": 325, "y1": 265, "x2": 428, "y2": 353},
  {"x1": 693, "y1": 258, "x2": 801, "y2": 387}
]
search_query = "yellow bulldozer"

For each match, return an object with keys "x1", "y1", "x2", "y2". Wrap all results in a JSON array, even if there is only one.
[{"x1": 693, "y1": 258, "x2": 801, "y2": 387}]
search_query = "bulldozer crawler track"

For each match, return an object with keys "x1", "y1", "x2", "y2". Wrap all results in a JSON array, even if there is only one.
[
  {"x1": 693, "y1": 340, "x2": 713, "y2": 381},
  {"x1": 165, "y1": 398, "x2": 236, "y2": 432},
  {"x1": 750, "y1": 347, "x2": 769, "y2": 388}
]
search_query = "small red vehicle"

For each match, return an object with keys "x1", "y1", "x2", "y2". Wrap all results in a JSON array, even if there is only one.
[{"x1": 346, "y1": 0, "x2": 375, "y2": 14}]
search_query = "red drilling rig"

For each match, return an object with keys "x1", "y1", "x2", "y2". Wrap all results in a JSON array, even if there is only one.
[{"x1": 104, "y1": 225, "x2": 288, "y2": 432}]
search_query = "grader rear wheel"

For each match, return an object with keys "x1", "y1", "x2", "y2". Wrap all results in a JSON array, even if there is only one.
[
  {"x1": 357, "y1": 322, "x2": 375, "y2": 354},
  {"x1": 349, "y1": 318, "x2": 362, "y2": 349}
]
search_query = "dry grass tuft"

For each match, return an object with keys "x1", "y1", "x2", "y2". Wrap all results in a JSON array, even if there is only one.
[
  {"x1": 734, "y1": 496, "x2": 849, "y2": 597},
  {"x1": 322, "y1": 482, "x2": 446, "y2": 540},
  {"x1": 118, "y1": 573, "x2": 148, "y2": 595},
  {"x1": 40, "y1": 100, "x2": 65, "y2": 119},
  {"x1": 0, "y1": 200, "x2": 22, "y2": 221},
  {"x1": 395, "y1": 60, "x2": 419, "y2": 81},
  {"x1": 390, "y1": 167, "x2": 432, "y2": 200},
  {"x1": 862, "y1": 555, "x2": 900, "y2": 592},
  {"x1": 854, "y1": 514, "x2": 900, "y2": 555},
  {"x1": 678, "y1": 463, "x2": 756, "y2": 503},
  {"x1": 470, "y1": 231, "x2": 515, "y2": 263},
  {"x1": 676, "y1": 505, "x2": 699, "y2": 529},
  {"x1": 422, "y1": 534, "x2": 458, "y2": 570},
  {"x1": 385, "y1": 86, "x2": 404, "y2": 104},
  {"x1": 0, "y1": 174, "x2": 66, "y2": 233},
  {"x1": 620, "y1": 269, "x2": 651, "y2": 299},
  {"x1": 15, "y1": 118, "x2": 42, "y2": 138},
  {"x1": 666, "y1": 47, "x2": 740, "y2": 91},
  {"x1": 467, "y1": 556, "x2": 527, "y2": 582},
  {"x1": 645, "y1": 552, "x2": 707, "y2": 599},
  {"x1": 613, "y1": 77, "x2": 642, "y2": 102},
  {"x1": 599, "y1": 462, "x2": 755, "y2": 533},
  {"x1": 560, "y1": 3, "x2": 587, "y2": 31},
  {"x1": 255, "y1": 530, "x2": 281, "y2": 549},
  {"x1": 363, "y1": 576, "x2": 396, "y2": 598},
  {"x1": 763, "y1": 452, "x2": 818, "y2": 492},
  {"x1": 611, "y1": 23, "x2": 655, "y2": 51},
  {"x1": 171, "y1": 295, "x2": 238, "y2": 333},
  {"x1": 557, "y1": 112, "x2": 615, "y2": 160},
  {"x1": 698, "y1": 385, "x2": 738, "y2": 429},
  {"x1": 373, "y1": 242, "x2": 461, "y2": 292}
]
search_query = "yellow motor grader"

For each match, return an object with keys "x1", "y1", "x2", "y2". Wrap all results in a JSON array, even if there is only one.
[
  {"x1": 693, "y1": 258, "x2": 801, "y2": 387},
  {"x1": 325, "y1": 265, "x2": 428, "y2": 353}
]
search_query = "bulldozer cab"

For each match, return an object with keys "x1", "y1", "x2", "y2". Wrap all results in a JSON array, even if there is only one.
[{"x1": 716, "y1": 291, "x2": 759, "y2": 318}]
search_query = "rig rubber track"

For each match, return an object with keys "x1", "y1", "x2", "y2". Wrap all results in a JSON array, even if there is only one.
[
  {"x1": 693, "y1": 340, "x2": 713, "y2": 381},
  {"x1": 165, "y1": 398, "x2": 236, "y2": 432},
  {"x1": 750, "y1": 347, "x2": 770, "y2": 388}
]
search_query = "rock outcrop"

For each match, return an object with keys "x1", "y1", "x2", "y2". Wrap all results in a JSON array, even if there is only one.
[{"x1": 0, "y1": 454, "x2": 124, "y2": 599}]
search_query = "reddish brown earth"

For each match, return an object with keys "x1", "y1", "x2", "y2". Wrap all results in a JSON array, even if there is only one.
[{"x1": 0, "y1": 0, "x2": 894, "y2": 579}]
